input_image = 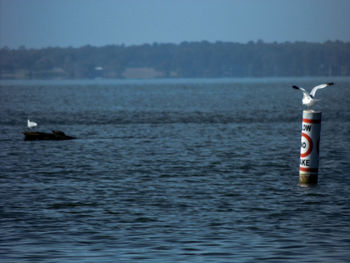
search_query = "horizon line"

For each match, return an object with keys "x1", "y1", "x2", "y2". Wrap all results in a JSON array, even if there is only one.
[{"x1": 2, "y1": 39, "x2": 349, "y2": 50}]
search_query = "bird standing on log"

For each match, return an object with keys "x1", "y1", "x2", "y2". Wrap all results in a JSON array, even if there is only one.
[{"x1": 27, "y1": 119, "x2": 38, "y2": 129}]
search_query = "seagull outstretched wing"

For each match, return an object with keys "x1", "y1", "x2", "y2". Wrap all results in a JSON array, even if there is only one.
[
  {"x1": 292, "y1": 85, "x2": 308, "y2": 95},
  {"x1": 310, "y1": 82, "x2": 334, "y2": 97}
]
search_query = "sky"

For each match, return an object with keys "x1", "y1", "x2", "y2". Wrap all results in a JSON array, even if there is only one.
[{"x1": 1, "y1": 0, "x2": 350, "y2": 48}]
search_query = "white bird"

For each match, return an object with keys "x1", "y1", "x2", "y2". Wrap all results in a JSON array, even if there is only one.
[
  {"x1": 27, "y1": 119, "x2": 38, "y2": 129},
  {"x1": 292, "y1": 82, "x2": 334, "y2": 108}
]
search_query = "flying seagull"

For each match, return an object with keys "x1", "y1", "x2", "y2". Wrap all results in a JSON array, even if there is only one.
[
  {"x1": 27, "y1": 119, "x2": 38, "y2": 129},
  {"x1": 292, "y1": 82, "x2": 334, "y2": 108}
]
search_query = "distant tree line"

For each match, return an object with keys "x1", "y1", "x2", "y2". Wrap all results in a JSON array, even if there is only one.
[{"x1": 1, "y1": 41, "x2": 349, "y2": 79}]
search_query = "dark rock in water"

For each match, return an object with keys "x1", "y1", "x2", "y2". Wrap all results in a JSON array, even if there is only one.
[{"x1": 22, "y1": 130, "x2": 76, "y2": 141}]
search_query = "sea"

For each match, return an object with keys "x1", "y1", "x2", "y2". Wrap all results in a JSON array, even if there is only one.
[{"x1": 1, "y1": 77, "x2": 350, "y2": 262}]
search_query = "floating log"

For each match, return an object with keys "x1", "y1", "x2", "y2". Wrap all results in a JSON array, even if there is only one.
[{"x1": 22, "y1": 130, "x2": 76, "y2": 141}]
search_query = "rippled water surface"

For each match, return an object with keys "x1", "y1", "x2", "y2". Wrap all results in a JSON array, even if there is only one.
[{"x1": 1, "y1": 78, "x2": 350, "y2": 262}]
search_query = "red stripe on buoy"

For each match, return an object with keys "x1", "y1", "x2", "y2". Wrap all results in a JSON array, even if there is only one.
[
  {"x1": 303, "y1": 118, "x2": 321, "y2": 124},
  {"x1": 300, "y1": 133, "x2": 313, "y2": 157},
  {"x1": 299, "y1": 167, "x2": 318, "y2": 173}
]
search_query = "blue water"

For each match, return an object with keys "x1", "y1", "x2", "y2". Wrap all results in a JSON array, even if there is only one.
[{"x1": 1, "y1": 78, "x2": 350, "y2": 262}]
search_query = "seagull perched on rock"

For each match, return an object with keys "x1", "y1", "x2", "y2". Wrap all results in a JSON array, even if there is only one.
[
  {"x1": 292, "y1": 82, "x2": 334, "y2": 108},
  {"x1": 27, "y1": 119, "x2": 38, "y2": 129}
]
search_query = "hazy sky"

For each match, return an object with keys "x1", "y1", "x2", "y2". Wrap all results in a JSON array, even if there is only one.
[{"x1": 1, "y1": 0, "x2": 350, "y2": 48}]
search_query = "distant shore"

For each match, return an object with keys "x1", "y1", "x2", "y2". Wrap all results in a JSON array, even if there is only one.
[{"x1": 1, "y1": 41, "x2": 350, "y2": 80}]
